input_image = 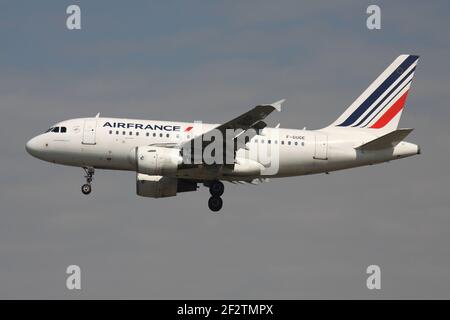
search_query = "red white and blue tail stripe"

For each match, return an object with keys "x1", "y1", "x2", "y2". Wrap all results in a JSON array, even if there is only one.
[{"x1": 330, "y1": 55, "x2": 419, "y2": 131}]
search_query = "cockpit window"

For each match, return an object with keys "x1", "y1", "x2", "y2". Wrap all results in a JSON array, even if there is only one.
[{"x1": 46, "y1": 126, "x2": 67, "y2": 133}]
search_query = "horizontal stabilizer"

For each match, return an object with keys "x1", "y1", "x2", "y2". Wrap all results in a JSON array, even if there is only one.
[{"x1": 356, "y1": 128, "x2": 413, "y2": 151}]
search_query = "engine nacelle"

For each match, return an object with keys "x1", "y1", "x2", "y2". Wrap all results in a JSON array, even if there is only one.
[
  {"x1": 136, "y1": 174, "x2": 198, "y2": 198},
  {"x1": 133, "y1": 146, "x2": 183, "y2": 176},
  {"x1": 222, "y1": 158, "x2": 265, "y2": 176}
]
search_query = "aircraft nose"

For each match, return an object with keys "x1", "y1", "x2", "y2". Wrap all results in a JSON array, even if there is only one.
[{"x1": 26, "y1": 136, "x2": 42, "y2": 157}]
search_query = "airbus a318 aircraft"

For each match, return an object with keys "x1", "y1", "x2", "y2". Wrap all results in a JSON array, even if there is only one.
[{"x1": 26, "y1": 55, "x2": 420, "y2": 212}]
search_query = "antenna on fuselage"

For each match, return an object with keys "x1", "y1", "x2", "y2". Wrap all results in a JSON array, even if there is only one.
[{"x1": 95, "y1": 113, "x2": 100, "y2": 118}]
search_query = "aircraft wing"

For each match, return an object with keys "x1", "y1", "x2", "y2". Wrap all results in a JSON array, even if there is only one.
[
  {"x1": 208, "y1": 99, "x2": 284, "y2": 134},
  {"x1": 180, "y1": 99, "x2": 284, "y2": 157}
]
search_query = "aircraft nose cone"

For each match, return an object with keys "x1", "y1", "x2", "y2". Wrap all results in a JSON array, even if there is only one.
[{"x1": 26, "y1": 137, "x2": 41, "y2": 157}]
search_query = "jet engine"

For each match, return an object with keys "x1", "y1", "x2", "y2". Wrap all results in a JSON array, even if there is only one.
[
  {"x1": 136, "y1": 174, "x2": 197, "y2": 198},
  {"x1": 132, "y1": 146, "x2": 183, "y2": 176}
]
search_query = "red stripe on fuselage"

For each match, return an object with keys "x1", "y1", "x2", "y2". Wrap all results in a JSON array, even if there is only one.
[{"x1": 370, "y1": 90, "x2": 409, "y2": 129}]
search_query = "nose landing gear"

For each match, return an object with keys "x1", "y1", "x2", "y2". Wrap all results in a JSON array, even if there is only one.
[
  {"x1": 81, "y1": 167, "x2": 95, "y2": 195},
  {"x1": 207, "y1": 181, "x2": 224, "y2": 212}
]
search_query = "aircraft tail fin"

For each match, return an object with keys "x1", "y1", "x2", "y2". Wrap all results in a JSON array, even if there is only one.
[
  {"x1": 355, "y1": 128, "x2": 413, "y2": 151},
  {"x1": 329, "y1": 55, "x2": 419, "y2": 133}
]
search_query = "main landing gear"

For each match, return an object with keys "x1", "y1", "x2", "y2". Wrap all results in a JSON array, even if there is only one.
[
  {"x1": 81, "y1": 167, "x2": 95, "y2": 195},
  {"x1": 207, "y1": 181, "x2": 224, "y2": 212}
]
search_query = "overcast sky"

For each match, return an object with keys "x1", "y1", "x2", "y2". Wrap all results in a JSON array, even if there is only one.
[{"x1": 1, "y1": 0, "x2": 449, "y2": 299}]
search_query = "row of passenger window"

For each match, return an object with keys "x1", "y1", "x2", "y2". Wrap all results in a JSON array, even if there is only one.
[
  {"x1": 108, "y1": 130, "x2": 304, "y2": 146},
  {"x1": 46, "y1": 126, "x2": 67, "y2": 133},
  {"x1": 108, "y1": 130, "x2": 189, "y2": 139},
  {"x1": 253, "y1": 138, "x2": 304, "y2": 146}
]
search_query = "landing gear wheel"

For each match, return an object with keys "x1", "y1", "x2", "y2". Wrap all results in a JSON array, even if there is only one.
[
  {"x1": 81, "y1": 183, "x2": 92, "y2": 195},
  {"x1": 209, "y1": 181, "x2": 224, "y2": 197},
  {"x1": 208, "y1": 196, "x2": 223, "y2": 212},
  {"x1": 81, "y1": 167, "x2": 95, "y2": 195}
]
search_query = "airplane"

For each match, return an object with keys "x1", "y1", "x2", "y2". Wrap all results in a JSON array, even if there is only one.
[{"x1": 26, "y1": 54, "x2": 420, "y2": 212}]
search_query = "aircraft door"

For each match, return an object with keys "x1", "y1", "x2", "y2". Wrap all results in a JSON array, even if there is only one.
[
  {"x1": 82, "y1": 118, "x2": 97, "y2": 145},
  {"x1": 314, "y1": 132, "x2": 328, "y2": 160}
]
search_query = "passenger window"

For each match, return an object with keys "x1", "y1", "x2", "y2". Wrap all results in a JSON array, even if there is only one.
[
  {"x1": 281, "y1": 141, "x2": 284, "y2": 145},
  {"x1": 288, "y1": 141, "x2": 291, "y2": 145},
  {"x1": 153, "y1": 133, "x2": 156, "y2": 137},
  {"x1": 261, "y1": 140, "x2": 264, "y2": 144},
  {"x1": 274, "y1": 140, "x2": 278, "y2": 144},
  {"x1": 136, "y1": 132, "x2": 139, "y2": 136},
  {"x1": 159, "y1": 133, "x2": 163, "y2": 138},
  {"x1": 129, "y1": 132, "x2": 133, "y2": 136},
  {"x1": 116, "y1": 131, "x2": 119, "y2": 135},
  {"x1": 109, "y1": 130, "x2": 112, "y2": 134},
  {"x1": 268, "y1": 140, "x2": 271, "y2": 144},
  {"x1": 294, "y1": 141, "x2": 298, "y2": 146},
  {"x1": 123, "y1": 131, "x2": 126, "y2": 135},
  {"x1": 146, "y1": 132, "x2": 149, "y2": 137}
]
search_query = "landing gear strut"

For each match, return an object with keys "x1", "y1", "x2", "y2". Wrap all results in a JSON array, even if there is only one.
[
  {"x1": 81, "y1": 167, "x2": 95, "y2": 195},
  {"x1": 208, "y1": 181, "x2": 224, "y2": 212}
]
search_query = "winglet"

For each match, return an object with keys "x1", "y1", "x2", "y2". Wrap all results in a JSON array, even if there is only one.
[{"x1": 270, "y1": 99, "x2": 285, "y2": 112}]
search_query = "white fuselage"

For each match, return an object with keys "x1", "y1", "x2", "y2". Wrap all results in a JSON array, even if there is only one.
[{"x1": 25, "y1": 117, "x2": 420, "y2": 181}]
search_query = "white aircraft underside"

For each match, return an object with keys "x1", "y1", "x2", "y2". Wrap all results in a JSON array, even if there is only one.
[{"x1": 26, "y1": 55, "x2": 421, "y2": 212}]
